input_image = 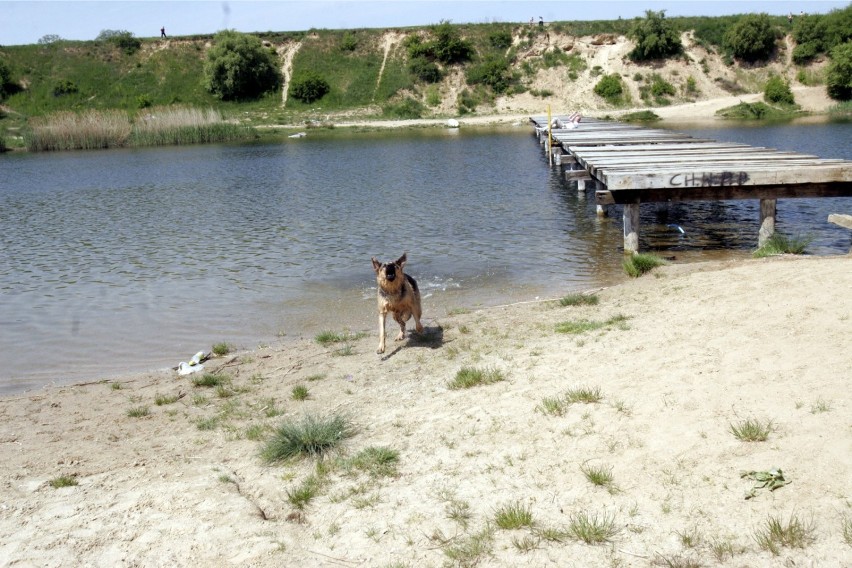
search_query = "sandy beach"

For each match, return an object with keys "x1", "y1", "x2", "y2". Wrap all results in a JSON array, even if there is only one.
[
  {"x1": 2, "y1": 84, "x2": 851, "y2": 566},
  {"x1": 1, "y1": 252, "x2": 850, "y2": 567}
]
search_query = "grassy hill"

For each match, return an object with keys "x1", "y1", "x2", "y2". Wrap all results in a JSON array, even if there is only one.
[{"x1": 0, "y1": 12, "x2": 844, "y2": 149}]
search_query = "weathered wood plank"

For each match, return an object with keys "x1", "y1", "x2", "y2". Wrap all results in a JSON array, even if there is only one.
[
  {"x1": 595, "y1": 182, "x2": 852, "y2": 204},
  {"x1": 579, "y1": 153, "x2": 821, "y2": 169},
  {"x1": 828, "y1": 213, "x2": 852, "y2": 229},
  {"x1": 601, "y1": 164, "x2": 852, "y2": 190}
]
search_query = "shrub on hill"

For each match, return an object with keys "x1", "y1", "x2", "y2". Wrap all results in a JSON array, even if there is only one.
[
  {"x1": 466, "y1": 55, "x2": 513, "y2": 94},
  {"x1": 594, "y1": 74, "x2": 625, "y2": 103},
  {"x1": 628, "y1": 10, "x2": 683, "y2": 61},
  {"x1": 723, "y1": 13, "x2": 777, "y2": 62},
  {"x1": 204, "y1": 30, "x2": 281, "y2": 101},
  {"x1": 826, "y1": 41, "x2": 852, "y2": 101},
  {"x1": 409, "y1": 56, "x2": 442, "y2": 83},
  {"x1": 96, "y1": 29, "x2": 141, "y2": 55},
  {"x1": 289, "y1": 72, "x2": 330, "y2": 104},
  {"x1": 0, "y1": 60, "x2": 12, "y2": 100},
  {"x1": 764, "y1": 75, "x2": 795, "y2": 105}
]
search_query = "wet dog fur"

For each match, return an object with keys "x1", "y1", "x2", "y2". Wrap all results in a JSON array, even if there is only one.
[{"x1": 371, "y1": 253, "x2": 423, "y2": 354}]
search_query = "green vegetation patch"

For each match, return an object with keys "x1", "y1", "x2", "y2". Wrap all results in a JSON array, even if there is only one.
[
  {"x1": 623, "y1": 253, "x2": 667, "y2": 277},
  {"x1": 261, "y1": 413, "x2": 354, "y2": 463},
  {"x1": 555, "y1": 315, "x2": 629, "y2": 334},
  {"x1": 753, "y1": 233, "x2": 811, "y2": 257},
  {"x1": 448, "y1": 366, "x2": 506, "y2": 390}
]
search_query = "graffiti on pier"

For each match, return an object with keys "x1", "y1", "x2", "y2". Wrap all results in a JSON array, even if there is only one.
[{"x1": 669, "y1": 171, "x2": 750, "y2": 187}]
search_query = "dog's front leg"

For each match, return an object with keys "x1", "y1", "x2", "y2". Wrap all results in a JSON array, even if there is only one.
[{"x1": 377, "y1": 311, "x2": 387, "y2": 354}]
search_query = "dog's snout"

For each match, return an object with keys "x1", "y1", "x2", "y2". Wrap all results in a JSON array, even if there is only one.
[{"x1": 384, "y1": 265, "x2": 397, "y2": 280}]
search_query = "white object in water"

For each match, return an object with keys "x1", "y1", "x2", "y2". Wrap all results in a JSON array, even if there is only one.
[
  {"x1": 288, "y1": 132, "x2": 307, "y2": 138},
  {"x1": 447, "y1": 119, "x2": 460, "y2": 128}
]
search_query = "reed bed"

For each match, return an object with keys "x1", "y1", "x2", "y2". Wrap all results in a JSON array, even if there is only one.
[
  {"x1": 25, "y1": 109, "x2": 132, "y2": 151},
  {"x1": 24, "y1": 106, "x2": 252, "y2": 152},
  {"x1": 131, "y1": 106, "x2": 253, "y2": 146}
]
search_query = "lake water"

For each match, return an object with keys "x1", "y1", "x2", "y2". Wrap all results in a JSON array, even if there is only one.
[{"x1": 1, "y1": 120, "x2": 850, "y2": 394}]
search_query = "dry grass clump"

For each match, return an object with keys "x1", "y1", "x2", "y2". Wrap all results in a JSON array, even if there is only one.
[
  {"x1": 753, "y1": 513, "x2": 816, "y2": 554},
  {"x1": 26, "y1": 109, "x2": 132, "y2": 151}
]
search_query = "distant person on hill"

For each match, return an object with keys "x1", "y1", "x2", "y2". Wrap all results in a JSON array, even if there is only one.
[
  {"x1": 538, "y1": 16, "x2": 544, "y2": 28},
  {"x1": 160, "y1": 27, "x2": 167, "y2": 38}
]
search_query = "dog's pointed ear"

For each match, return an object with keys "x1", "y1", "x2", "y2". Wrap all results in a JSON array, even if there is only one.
[
  {"x1": 395, "y1": 253, "x2": 407, "y2": 268},
  {"x1": 371, "y1": 257, "x2": 382, "y2": 272}
]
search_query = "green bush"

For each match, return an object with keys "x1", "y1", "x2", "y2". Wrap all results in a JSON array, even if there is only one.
[
  {"x1": 827, "y1": 41, "x2": 852, "y2": 101},
  {"x1": 792, "y1": 42, "x2": 820, "y2": 65},
  {"x1": 430, "y1": 20, "x2": 474, "y2": 64},
  {"x1": 594, "y1": 74, "x2": 624, "y2": 102},
  {"x1": 764, "y1": 75, "x2": 795, "y2": 105},
  {"x1": 339, "y1": 32, "x2": 358, "y2": 52},
  {"x1": 488, "y1": 29, "x2": 513, "y2": 50},
  {"x1": 628, "y1": 10, "x2": 683, "y2": 61},
  {"x1": 466, "y1": 55, "x2": 513, "y2": 93},
  {"x1": 289, "y1": 72, "x2": 330, "y2": 104},
  {"x1": 724, "y1": 13, "x2": 778, "y2": 62},
  {"x1": 204, "y1": 30, "x2": 282, "y2": 101},
  {"x1": 96, "y1": 29, "x2": 141, "y2": 55},
  {"x1": 52, "y1": 80, "x2": 78, "y2": 97},
  {"x1": 409, "y1": 56, "x2": 442, "y2": 83},
  {"x1": 0, "y1": 60, "x2": 13, "y2": 99},
  {"x1": 382, "y1": 97, "x2": 424, "y2": 119},
  {"x1": 651, "y1": 75, "x2": 676, "y2": 97}
]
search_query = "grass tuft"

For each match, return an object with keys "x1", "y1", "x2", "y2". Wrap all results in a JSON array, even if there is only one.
[
  {"x1": 291, "y1": 385, "x2": 310, "y2": 401},
  {"x1": 154, "y1": 393, "x2": 180, "y2": 406},
  {"x1": 581, "y1": 463, "x2": 615, "y2": 490},
  {"x1": 261, "y1": 413, "x2": 354, "y2": 463},
  {"x1": 753, "y1": 513, "x2": 816, "y2": 554},
  {"x1": 192, "y1": 373, "x2": 229, "y2": 388},
  {"x1": 49, "y1": 475, "x2": 79, "y2": 488},
  {"x1": 623, "y1": 253, "x2": 667, "y2": 277},
  {"x1": 126, "y1": 406, "x2": 150, "y2": 418},
  {"x1": 753, "y1": 233, "x2": 812, "y2": 258},
  {"x1": 555, "y1": 314, "x2": 629, "y2": 334},
  {"x1": 211, "y1": 342, "x2": 233, "y2": 356},
  {"x1": 494, "y1": 501, "x2": 535, "y2": 529},
  {"x1": 447, "y1": 366, "x2": 505, "y2": 390},
  {"x1": 564, "y1": 385, "x2": 603, "y2": 404},
  {"x1": 443, "y1": 526, "x2": 494, "y2": 566},
  {"x1": 729, "y1": 418, "x2": 772, "y2": 442},
  {"x1": 345, "y1": 446, "x2": 400, "y2": 478},
  {"x1": 568, "y1": 510, "x2": 619, "y2": 544},
  {"x1": 559, "y1": 293, "x2": 599, "y2": 307}
]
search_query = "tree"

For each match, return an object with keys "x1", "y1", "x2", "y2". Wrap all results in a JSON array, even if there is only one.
[
  {"x1": 288, "y1": 72, "x2": 330, "y2": 104},
  {"x1": 430, "y1": 20, "x2": 473, "y2": 65},
  {"x1": 724, "y1": 14, "x2": 777, "y2": 62},
  {"x1": 628, "y1": 10, "x2": 683, "y2": 61},
  {"x1": 826, "y1": 41, "x2": 852, "y2": 101},
  {"x1": 204, "y1": 30, "x2": 281, "y2": 101}
]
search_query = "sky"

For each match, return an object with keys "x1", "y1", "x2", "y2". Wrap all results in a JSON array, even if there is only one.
[{"x1": 2, "y1": 0, "x2": 849, "y2": 46}]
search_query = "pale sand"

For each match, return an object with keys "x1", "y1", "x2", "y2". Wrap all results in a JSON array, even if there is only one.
[{"x1": 1, "y1": 254, "x2": 850, "y2": 567}]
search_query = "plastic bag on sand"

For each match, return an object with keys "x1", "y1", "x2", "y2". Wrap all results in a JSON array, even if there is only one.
[{"x1": 177, "y1": 351, "x2": 207, "y2": 375}]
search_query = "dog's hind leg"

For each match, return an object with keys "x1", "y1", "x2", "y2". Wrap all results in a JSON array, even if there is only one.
[{"x1": 412, "y1": 303, "x2": 424, "y2": 334}]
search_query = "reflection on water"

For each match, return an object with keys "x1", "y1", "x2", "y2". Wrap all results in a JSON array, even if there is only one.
[{"x1": 1, "y1": 122, "x2": 849, "y2": 394}]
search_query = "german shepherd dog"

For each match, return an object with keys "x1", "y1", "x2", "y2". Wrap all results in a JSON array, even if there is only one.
[{"x1": 371, "y1": 253, "x2": 423, "y2": 354}]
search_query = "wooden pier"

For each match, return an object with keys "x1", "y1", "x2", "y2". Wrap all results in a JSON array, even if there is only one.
[{"x1": 530, "y1": 116, "x2": 852, "y2": 253}]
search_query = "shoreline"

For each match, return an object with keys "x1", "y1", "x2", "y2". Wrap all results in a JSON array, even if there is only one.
[{"x1": 2, "y1": 253, "x2": 850, "y2": 566}]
